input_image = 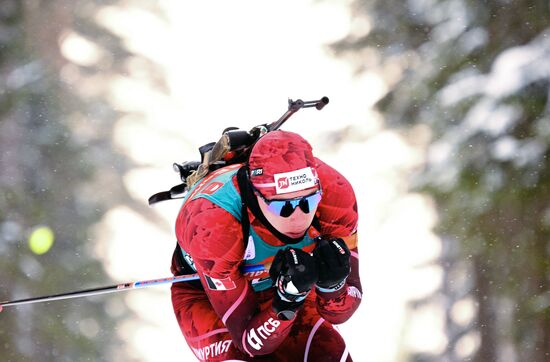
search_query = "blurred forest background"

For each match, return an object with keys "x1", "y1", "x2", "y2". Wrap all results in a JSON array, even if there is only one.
[
  {"x1": 332, "y1": 0, "x2": 550, "y2": 361},
  {"x1": 0, "y1": 1, "x2": 165, "y2": 361},
  {"x1": 1, "y1": 0, "x2": 549, "y2": 361}
]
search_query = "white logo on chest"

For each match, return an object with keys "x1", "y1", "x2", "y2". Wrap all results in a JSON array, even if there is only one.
[{"x1": 243, "y1": 235, "x2": 256, "y2": 260}]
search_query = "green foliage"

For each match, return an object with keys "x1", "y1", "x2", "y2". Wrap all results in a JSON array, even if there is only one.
[{"x1": 0, "y1": 0, "x2": 164, "y2": 360}]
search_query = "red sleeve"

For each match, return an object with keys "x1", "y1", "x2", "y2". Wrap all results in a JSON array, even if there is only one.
[
  {"x1": 314, "y1": 158, "x2": 363, "y2": 324},
  {"x1": 174, "y1": 197, "x2": 295, "y2": 356}
]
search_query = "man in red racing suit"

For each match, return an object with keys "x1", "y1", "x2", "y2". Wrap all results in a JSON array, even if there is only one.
[{"x1": 171, "y1": 130, "x2": 362, "y2": 361}]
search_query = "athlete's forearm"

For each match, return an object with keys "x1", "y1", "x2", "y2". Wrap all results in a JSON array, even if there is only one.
[
  {"x1": 203, "y1": 275, "x2": 298, "y2": 357},
  {"x1": 230, "y1": 307, "x2": 294, "y2": 356}
]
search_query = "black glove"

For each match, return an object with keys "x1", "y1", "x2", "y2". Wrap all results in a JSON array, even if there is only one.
[
  {"x1": 269, "y1": 247, "x2": 318, "y2": 320},
  {"x1": 313, "y1": 237, "x2": 351, "y2": 291}
]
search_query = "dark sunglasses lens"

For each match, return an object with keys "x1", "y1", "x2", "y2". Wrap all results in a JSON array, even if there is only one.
[
  {"x1": 301, "y1": 193, "x2": 322, "y2": 213},
  {"x1": 265, "y1": 191, "x2": 322, "y2": 218},
  {"x1": 299, "y1": 198, "x2": 310, "y2": 214},
  {"x1": 279, "y1": 201, "x2": 296, "y2": 218},
  {"x1": 266, "y1": 200, "x2": 286, "y2": 216}
]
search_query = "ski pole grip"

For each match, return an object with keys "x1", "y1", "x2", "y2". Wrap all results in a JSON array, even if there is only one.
[{"x1": 316, "y1": 97, "x2": 329, "y2": 110}]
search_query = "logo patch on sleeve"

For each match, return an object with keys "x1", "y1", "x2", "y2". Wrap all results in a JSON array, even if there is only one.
[{"x1": 204, "y1": 274, "x2": 236, "y2": 291}]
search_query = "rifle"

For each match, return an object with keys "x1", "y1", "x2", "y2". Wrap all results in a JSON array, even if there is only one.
[{"x1": 148, "y1": 96, "x2": 329, "y2": 205}]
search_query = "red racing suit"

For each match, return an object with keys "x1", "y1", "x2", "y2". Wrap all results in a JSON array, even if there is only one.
[{"x1": 171, "y1": 158, "x2": 362, "y2": 361}]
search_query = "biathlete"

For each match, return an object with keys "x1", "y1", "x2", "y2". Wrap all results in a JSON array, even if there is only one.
[{"x1": 170, "y1": 130, "x2": 362, "y2": 361}]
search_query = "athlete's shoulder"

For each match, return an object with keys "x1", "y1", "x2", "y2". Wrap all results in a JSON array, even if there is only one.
[
  {"x1": 314, "y1": 157, "x2": 358, "y2": 237},
  {"x1": 186, "y1": 164, "x2": 242, "y2": 201},
  {"x1": 176, "y1": 197, "x2": 245, "y2": 271},
  {"x1": 315, "y1": 157, "x2": 356, "y2": 201}
]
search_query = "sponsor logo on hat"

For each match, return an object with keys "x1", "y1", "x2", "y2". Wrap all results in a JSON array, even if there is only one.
[
  {"x1": 274, "y1": 167, "x2": 317, "y2": 194},
  {"x1": 277, "y1": 177, "x2": 289, "y2": 189}
]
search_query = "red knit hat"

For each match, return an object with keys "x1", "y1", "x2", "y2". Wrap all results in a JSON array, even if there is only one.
[{"x1": 248, "y1": 130, "x2": 319, "y2": 197}]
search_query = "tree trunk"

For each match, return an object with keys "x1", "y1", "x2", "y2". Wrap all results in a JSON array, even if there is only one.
[{"x1": 473, "y1": 256, "x2": 497, "y2": 362}]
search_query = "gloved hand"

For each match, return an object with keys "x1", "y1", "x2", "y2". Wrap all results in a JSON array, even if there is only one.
[
  {"x1": 313, "y1": 237, "x2": 351, "y2": 291},
  {"x1": 269, "y1": 247, "x2": 318, "y2": 319}
]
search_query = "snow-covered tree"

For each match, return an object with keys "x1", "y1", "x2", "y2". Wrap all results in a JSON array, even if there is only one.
[
  {"x1": 0, "y1": 1, "x2": 165, "y2": 359},
  {"x1": 333, "y1": 1, "x2": 550, "y2": 360}
]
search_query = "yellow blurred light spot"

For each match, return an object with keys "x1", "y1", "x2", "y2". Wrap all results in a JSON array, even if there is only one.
[{"x1": 28, "y1": 226, "x2": 55, "y2": 255}]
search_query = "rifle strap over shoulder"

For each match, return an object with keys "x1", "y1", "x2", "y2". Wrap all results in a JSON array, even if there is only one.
[{"x1": 236, "y1": 166, "x2": 251, "y2": 244}]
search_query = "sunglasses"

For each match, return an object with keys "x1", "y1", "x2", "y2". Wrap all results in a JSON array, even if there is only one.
[{"x1": 254, "y1": 187, "x2": 323, "y2": 218}]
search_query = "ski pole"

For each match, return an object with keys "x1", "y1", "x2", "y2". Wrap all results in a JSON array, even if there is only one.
[{"x1": 0, "y1": 263, "x2": 265, "y2": 308}]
